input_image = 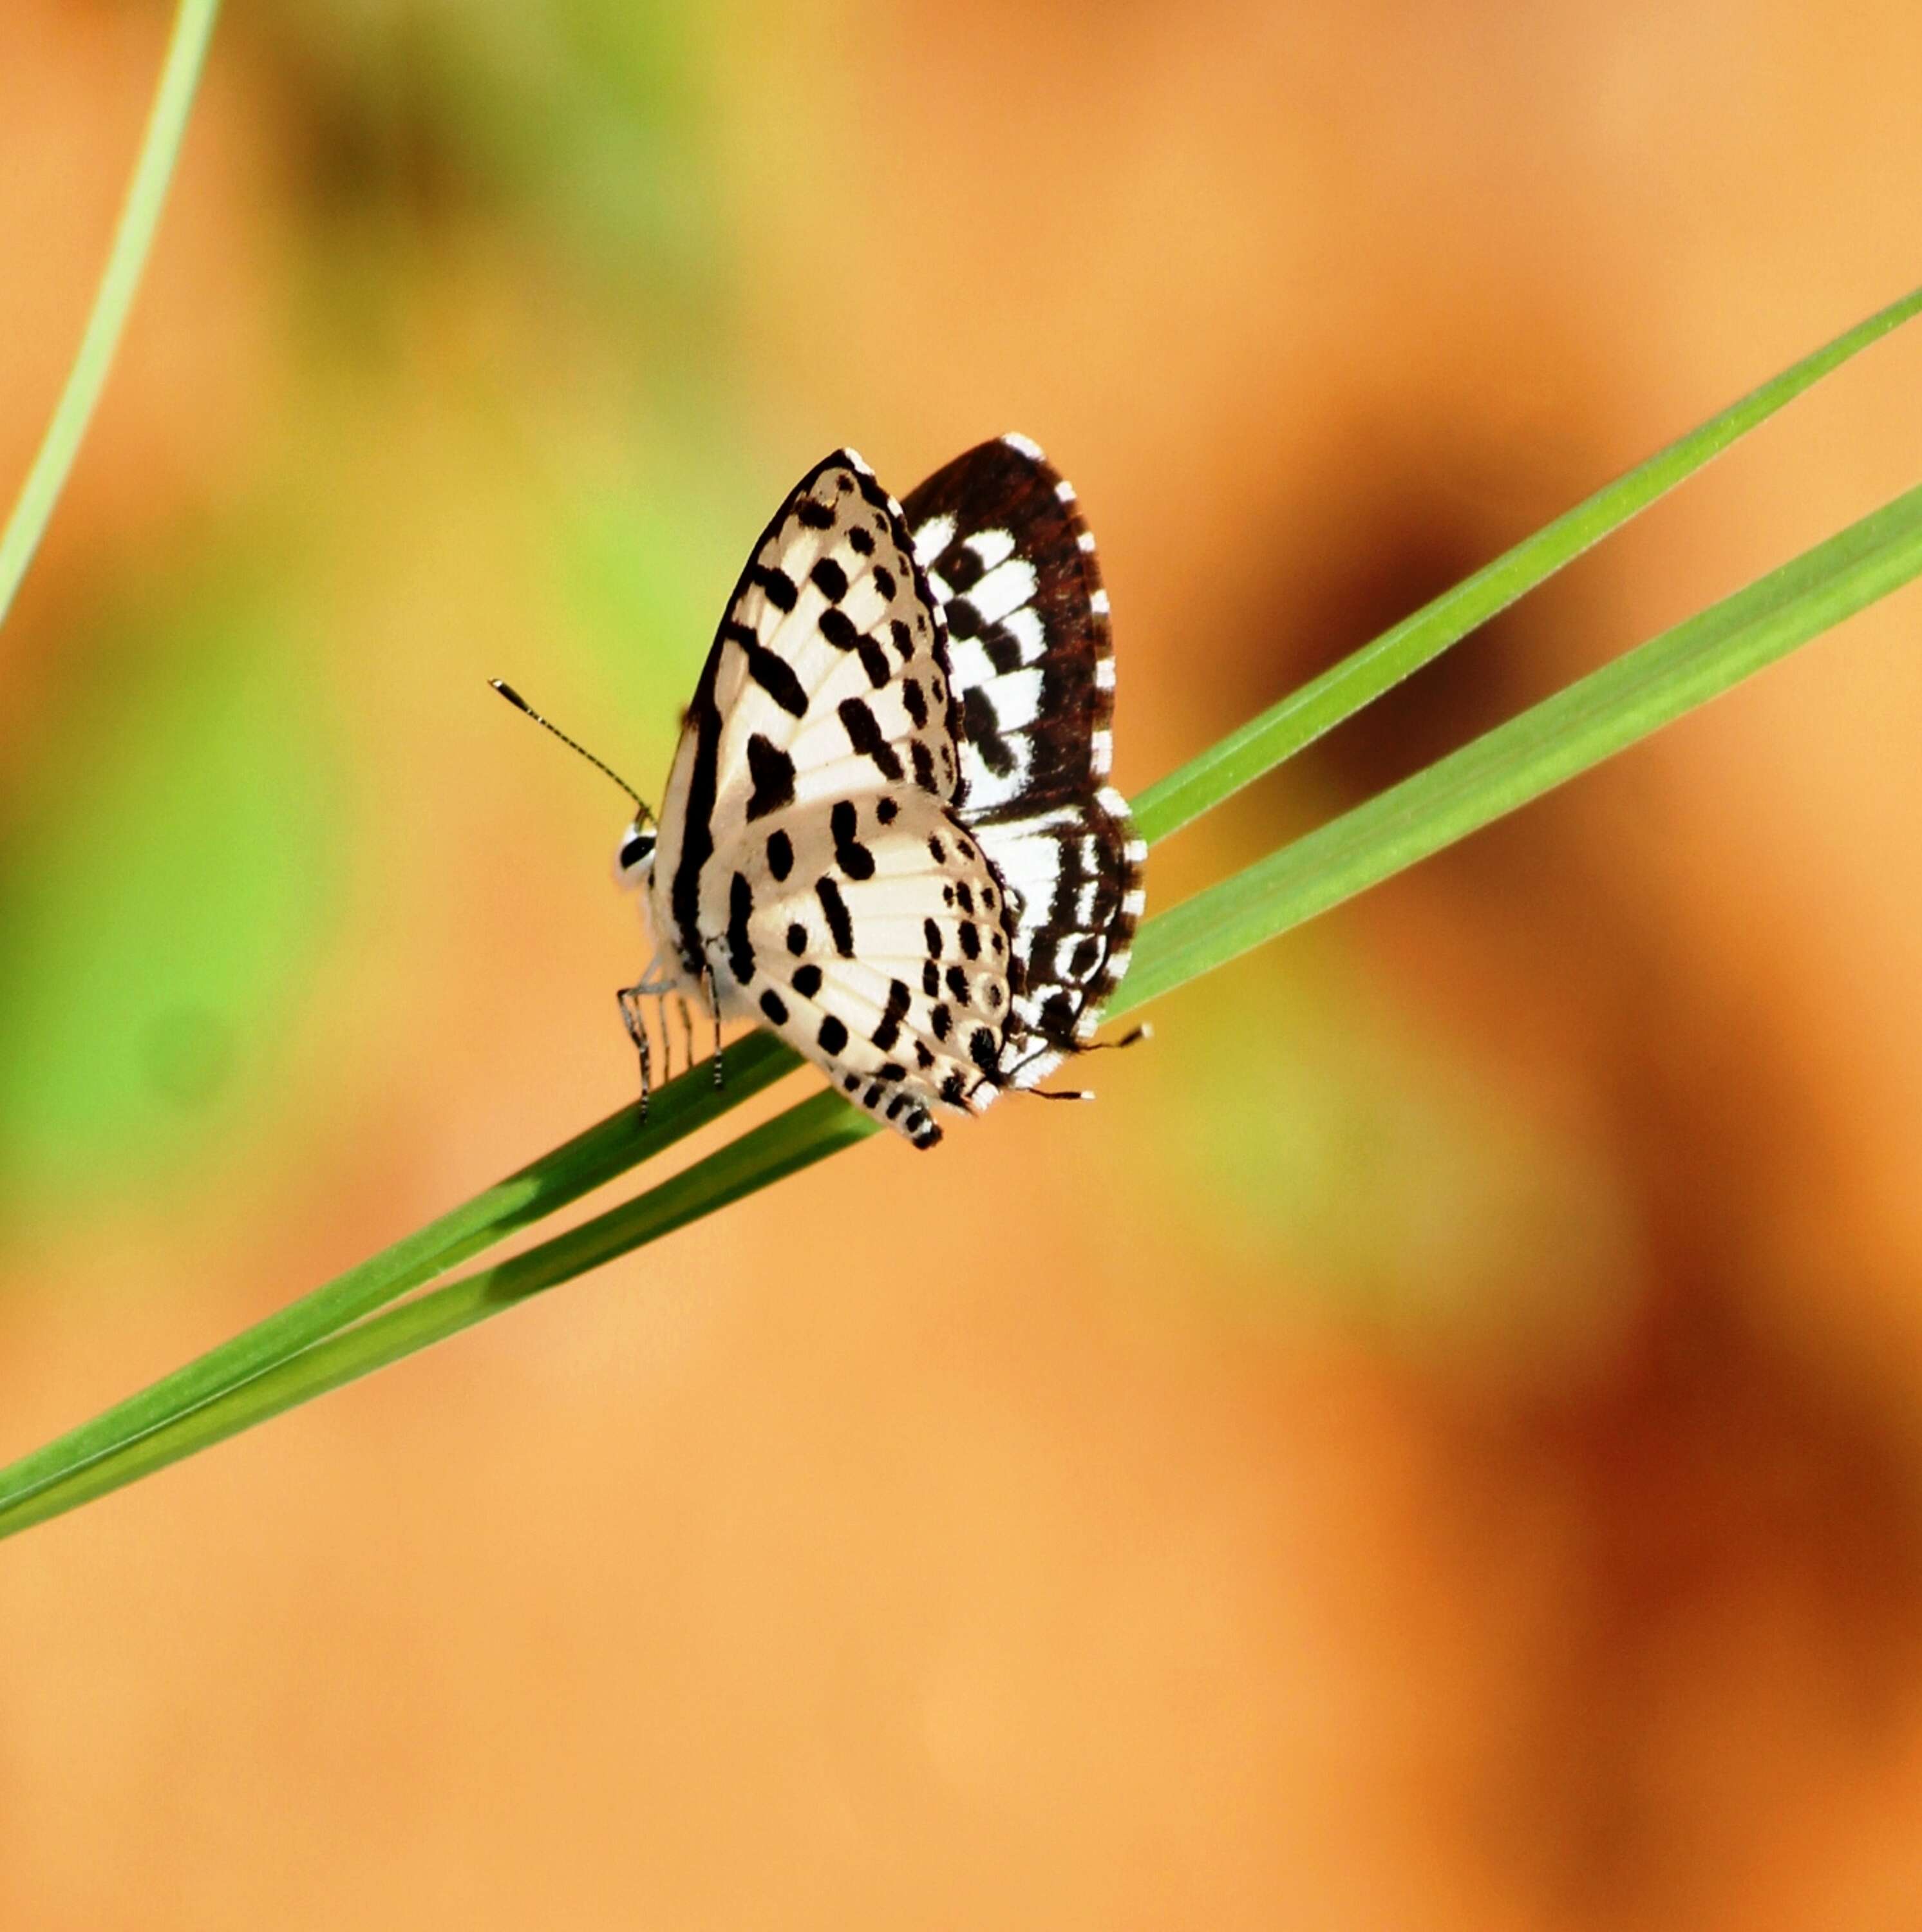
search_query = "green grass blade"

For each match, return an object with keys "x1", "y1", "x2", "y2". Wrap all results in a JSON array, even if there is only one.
[
  {"x1": 8, "y1": 287, "x2": 1922, "y2": 1545},
  {"x1": 1117, "y1": 478, "x2": 1922, "y2": 1013},
  {"x1": 0, "y1": 1090, "x2": 871, "y2": 1540},
  {"x1": 0, "y1": 0, "x2": 223, "y2": 629},
  {"x1": 9, "y1": 475, "x2": 1922, "y2": 1544},
  {"x1": 0, "y1": 1032, "x2": 800, "y2": 1519},
  {"x1": 1131, "y1": 281, "x2": 1922, "y2": 846}
]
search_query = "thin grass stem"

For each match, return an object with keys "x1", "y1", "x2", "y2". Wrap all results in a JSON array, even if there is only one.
[{"x1": 0, "y1": 0, "x2": 223, "y2": 629}]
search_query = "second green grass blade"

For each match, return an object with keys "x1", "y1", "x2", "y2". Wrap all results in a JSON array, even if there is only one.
[
  {"x1": 0, "y1": 1032, "x2": 801, "y2": 1521},
  {"x1": 1116, "y1": 476, "x2": 1922, "y2": 1012},
  {"x1": 0, "y1": 1090, "x2": 872, "y2": 1540},
  {"x1": 1130, "y1": 281, "x2": 1922, "y2": 846}
]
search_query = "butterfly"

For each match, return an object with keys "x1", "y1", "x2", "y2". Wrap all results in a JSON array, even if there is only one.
[{"x1": 498, "y1": 435, "x2": 1144, "y2": 1148}]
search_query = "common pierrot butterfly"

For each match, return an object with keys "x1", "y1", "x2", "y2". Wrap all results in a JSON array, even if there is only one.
[{"x1": 495, "y1": 435, "x2": 1144, "y2": 1149}]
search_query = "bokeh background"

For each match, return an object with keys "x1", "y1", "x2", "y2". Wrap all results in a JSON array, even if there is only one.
[{"x1": 5, "y1": 1, "x2": 1922, "y2": 1924}]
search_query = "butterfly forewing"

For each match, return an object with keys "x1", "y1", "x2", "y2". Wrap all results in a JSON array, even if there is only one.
[
  {"x1": 904, "y1": 435, "x2": 1145, "y2": 1088},
  {"x1": 653, "y1": 452, "x2": 959, "y2": 972},
  {"x1": 646, "y1": 450, "x2": 1012, "y2": 1145}
]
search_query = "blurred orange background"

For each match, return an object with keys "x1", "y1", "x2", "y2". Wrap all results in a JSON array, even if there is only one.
[{"x1": 6, "y1": 1, "x2": 1922, "y2": 1924}]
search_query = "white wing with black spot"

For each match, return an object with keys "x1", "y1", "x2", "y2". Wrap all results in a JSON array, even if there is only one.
[
  {"x1": 737, "y1": 788, "x2": 1022, "y2": 1144},
  {"x1": 644, "y1": 450, "x2": 1019, "y2": 1146}
]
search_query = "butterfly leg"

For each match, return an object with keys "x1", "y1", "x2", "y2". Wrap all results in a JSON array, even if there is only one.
[
  {"x1": 617, "y1": 983, "x2": 653, "y2": 1121},
  {"x1": 676, "y1": 995, "x2": 695, "y2": 1080},
  {"x1": 1088, "y1": 1021, "x2": 1152, "y2": 1052},
  {"x1": 1070, "y1": 1021, "x2": 1152, "y2": 1063},
  {"x1": 652, "y1": 992, "x2": 675, "y2": 1082}
]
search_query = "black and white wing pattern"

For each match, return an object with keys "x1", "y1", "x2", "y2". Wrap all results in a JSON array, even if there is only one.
[
  {"x1": 905, "y1": 434, "x2": 1145, "y2": 1091},
  {"x1": 646, "y1": 451, "x2": 1024, "y2": 1148}
]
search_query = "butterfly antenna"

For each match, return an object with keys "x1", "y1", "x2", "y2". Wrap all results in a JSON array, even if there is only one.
[{"x1": 490, "y1": 679, "x2": 652, "y2": 820}]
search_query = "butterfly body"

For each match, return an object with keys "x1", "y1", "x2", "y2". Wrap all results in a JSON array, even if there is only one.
[{"x1": 617, "y1": 437, "x2": 1144, "y2": 1148}]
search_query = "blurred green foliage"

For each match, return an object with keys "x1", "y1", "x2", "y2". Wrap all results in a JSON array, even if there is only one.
[
  {"x1": 1170, "y1": 947, "x2": 1628, "y2": 1361},
  {"x1": 263, "y1": 0, "x2": 723, "y2": 297},
  {"x1": 0, "y1": 0, "x2": 745, "y2": 1226},
  {"x1": 0, "y1": 583, "x2": 336, "y2": 1207}
]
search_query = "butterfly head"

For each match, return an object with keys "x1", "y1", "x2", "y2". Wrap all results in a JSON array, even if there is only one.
[{"x1": 614, "y1": 815, "x2": 657, "y2": 891}]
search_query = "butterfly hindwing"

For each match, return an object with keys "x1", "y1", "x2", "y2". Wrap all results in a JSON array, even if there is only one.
[
  {"x1": 737, "y1": 788, "x2": 1021, "y2": 1147},
  {"x1": 905, "y1": 435, "x2": 1145, "y2": 1088}
]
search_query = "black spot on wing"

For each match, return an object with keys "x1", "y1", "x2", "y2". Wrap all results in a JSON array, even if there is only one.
[
  {"x1": 871, "y1": 978, "x2": 911, "y2": 1051},
  {"x1": 818, "y1": 1014, "x2": 849, "y2": 1055},
  {"x1": 793, "y1": 962, "x2": 822, "y2": 998},
  {"x1": 829, "y1": 799, "x2": 876, "y2": 880},
  {"x1": 939, "y1": 545, "x2": 985, "y2": 593},
  {"x1": 766, "y1": 827, "x2": 794, "y2": 880},
  {"x1": 982, "y1": 623, "x2": 1024, "y2": 676},
  {"x1": 751, "y1": 564, "x2": 797, "y2": 612},
  {"x1": 670, "y1": 681, "x2": 721, "y2": 980},
  {"x1": 744, "y1": 733, "x2": 796, "y2": 822},
  {"x1": 811, "y1": 556, "x2": 849, "y2": 602},
  {"x1": 727, "y1": 873, "x2": 755, "y2": 985},
  {"x1": 838, "y1": 697, "x2": 904, "y2": 782},
  {"x1": 743, "y1": 638, "x2": 807, "y2": 717},
  {"x1": 815, "y1": 876, "x2": 854, "y2": 957},
  {"x1": 963, "y1": 685, "x2": 1016, "y2": 777}
]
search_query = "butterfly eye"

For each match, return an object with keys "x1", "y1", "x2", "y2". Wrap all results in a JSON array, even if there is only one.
[{"x1": 617, "y1": 828, "x2": 657, "y2": 875}]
